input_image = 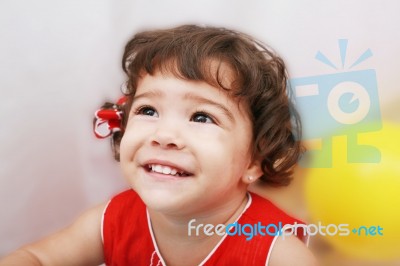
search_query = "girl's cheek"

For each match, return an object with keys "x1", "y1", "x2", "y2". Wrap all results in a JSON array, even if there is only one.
[{"x1": 188, "y1": 123, "x2": 224, "y2": 136}]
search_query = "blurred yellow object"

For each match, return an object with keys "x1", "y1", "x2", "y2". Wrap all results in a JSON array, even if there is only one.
[{"x1": 304, "y1": 121, "x2": 400, "y2": 260}]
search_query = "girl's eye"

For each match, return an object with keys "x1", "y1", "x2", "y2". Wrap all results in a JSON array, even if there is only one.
[
  {"x1": 136, "y1": 106, "x2": 158, "y2": 117},
  {"x1": 191, "y1": 112, "x2": 214, "y2": 124}
]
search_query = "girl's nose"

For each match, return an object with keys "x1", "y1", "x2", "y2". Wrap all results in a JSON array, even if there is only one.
[{"x1": 150, "y1": 123, "x2": 185, "y2": 150}]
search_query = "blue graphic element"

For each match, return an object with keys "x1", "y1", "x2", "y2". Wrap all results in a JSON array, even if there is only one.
[
  {"x1": 315, "y1": 39, "x2": 373, "y2": 70},
  {"x1": 290, "y1": 40, "x2": 382, "y2": 167},
  {"x1": 350, "y1": 49, "x2": 373, "y2": 69},
  {"x1": 315, "y1": 51, "x2": 338, "y2": 70},
  {"x1": 339, "y1": 93, "x2": 359, "y2": 113},
  {"x1": 339, "y1": 39, "x2": 348, "y2": 68}
]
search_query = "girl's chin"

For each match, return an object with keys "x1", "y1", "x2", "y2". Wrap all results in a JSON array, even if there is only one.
[{"x1": 138, "y1": 189, "x2": 195, "y2": 214}]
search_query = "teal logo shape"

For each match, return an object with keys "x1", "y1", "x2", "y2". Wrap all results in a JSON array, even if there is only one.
[{"x1": 290, "y1": 40, "x2": 382, "y2": 167}]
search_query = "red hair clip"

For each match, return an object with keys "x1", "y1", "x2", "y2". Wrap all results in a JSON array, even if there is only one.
[{"x1": 93, "y1": 96, "x2": 127, "y2": 138}]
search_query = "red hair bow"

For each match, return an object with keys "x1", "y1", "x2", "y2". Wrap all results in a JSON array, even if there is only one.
[{"x1": 94, "y1": 97, "x2": 127, "y2": 138}]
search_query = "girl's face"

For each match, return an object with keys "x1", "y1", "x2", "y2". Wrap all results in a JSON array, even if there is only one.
[{"x1": 120, "y1": 69, "x2": 260, "y2": 217}]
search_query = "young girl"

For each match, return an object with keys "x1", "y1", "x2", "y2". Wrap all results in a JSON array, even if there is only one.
[{"x1": 0, "y1": 25, "x2": 316, "y2": 265}]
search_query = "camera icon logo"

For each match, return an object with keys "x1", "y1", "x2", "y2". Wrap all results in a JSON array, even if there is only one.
[{"x1": 290, "y1": 40, "x2": 382, "y2": 167}]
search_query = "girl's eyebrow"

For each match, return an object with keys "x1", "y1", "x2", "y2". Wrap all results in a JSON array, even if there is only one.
[
  {"x1": 133, "y1": 90, "x2": 164, "y2": 101},
  {"x1": 183, "y1": 93, "x2": 235, "y2": 123}
]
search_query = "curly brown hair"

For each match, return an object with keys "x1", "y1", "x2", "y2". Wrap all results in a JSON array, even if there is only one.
[{"x1": 107, "y1": 24, "x2": 303, "y2": 186}]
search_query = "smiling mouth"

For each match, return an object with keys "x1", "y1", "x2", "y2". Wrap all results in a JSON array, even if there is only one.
[{"x1": 145, "y1": 164, "x2": 192, "y2": 177}]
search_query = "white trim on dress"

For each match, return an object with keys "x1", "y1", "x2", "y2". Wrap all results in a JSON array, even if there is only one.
[
  {"x1": 147, "y1": 210, "x2": 167, "y2": 266},
  {"x1": 100, "y1": 200, "x2": 112, "y2": 244},
  {"x1": 146, "y1": 193, "x2": 253, "y2": 266},
  {"x1": 198, "y1": 193, "x2": 253, "y2": 265},
  {"x1": 265, "y1": 223, "x2": 311, "y2": 265}
]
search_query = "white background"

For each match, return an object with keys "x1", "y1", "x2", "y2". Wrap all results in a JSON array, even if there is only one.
[{"x1": 1, "y1": 0, "x2": 399, "y2": 258}]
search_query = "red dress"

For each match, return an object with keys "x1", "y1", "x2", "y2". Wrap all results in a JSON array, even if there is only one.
[{"x1": 102, "y1": 190, "x2": 307, "y2": 265}]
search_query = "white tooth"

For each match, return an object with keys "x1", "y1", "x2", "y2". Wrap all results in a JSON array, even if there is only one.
[
  {"x1": 149, "y1": 164, "x2": 184, "y2": 175},
  {"x1": 155, "y1": 165, "x2": 163, "y2": 173},
  {"x1": 162, "y1": 166, "x2": 172, "y2": 175}
]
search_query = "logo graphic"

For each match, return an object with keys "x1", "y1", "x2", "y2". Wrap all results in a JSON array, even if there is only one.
[
  {"x1": 188, "y1": 219, "x2": 384, "y2": 241},
  {"x1": 290, "y1": 39, "x2": 382, "y2": 167}
]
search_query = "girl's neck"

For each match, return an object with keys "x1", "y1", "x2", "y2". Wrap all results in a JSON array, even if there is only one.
[{"x1": 147, "y1": 192, "x2": 250, "y2": 266}]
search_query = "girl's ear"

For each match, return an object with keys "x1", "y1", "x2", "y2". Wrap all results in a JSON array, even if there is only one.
[{"x1": 242, "y1": 160, "x2": 263, "y2": 184}]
